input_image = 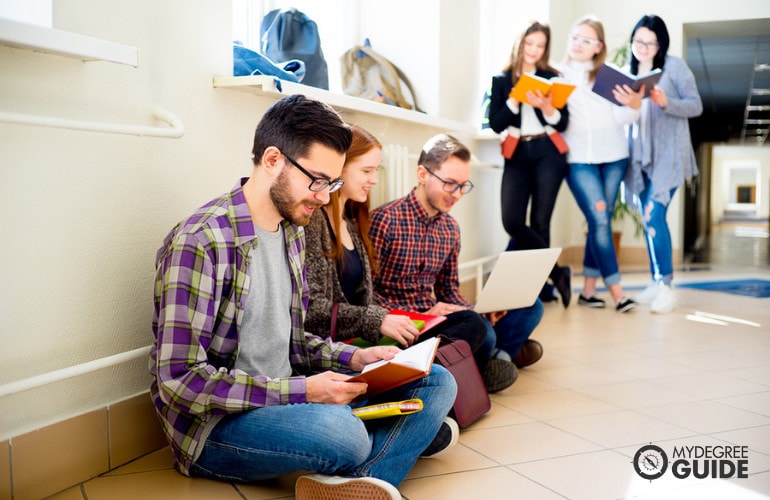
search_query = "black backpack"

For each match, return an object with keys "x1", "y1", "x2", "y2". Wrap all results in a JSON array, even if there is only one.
[{"x1": 260, "y1": 8, "x2": 329, "y2": 90}]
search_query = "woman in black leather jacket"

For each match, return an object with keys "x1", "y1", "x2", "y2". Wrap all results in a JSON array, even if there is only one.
[{"x1": 486, "y1": 20, "x2": 572, "y2": 308}]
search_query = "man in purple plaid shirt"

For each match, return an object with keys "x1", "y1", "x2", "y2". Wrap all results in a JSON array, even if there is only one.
[
  {"x1": 149, "y1": 95, "x2": 457, "y2": 500},
  {"x1": 370, "y1": 134, "x2": 545, "y2": 388}
]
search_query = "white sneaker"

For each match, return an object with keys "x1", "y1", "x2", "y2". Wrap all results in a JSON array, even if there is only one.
[
  {"x1": 635, "y1": 282, "x2": 662, "y2": 304},
  {"x1": 651, "y1": 284, "x2": 676, "y2": 314},
  {"x1": 295, "y1": 474, "x2": 401, "y2": 500}
]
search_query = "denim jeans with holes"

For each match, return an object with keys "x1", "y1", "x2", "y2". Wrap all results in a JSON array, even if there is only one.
[
  {"x1": 639, "y1": 173, "x2": 678, "y2": 284},
  {"x1": 566, "y1": 159, "x2": 628, "y2": 286}
]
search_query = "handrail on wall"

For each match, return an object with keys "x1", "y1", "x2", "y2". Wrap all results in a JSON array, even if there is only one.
[
  {"x1": 0, "y1": 256, "x2": 497, "y2": 399},
  {"x1": 0, "y1": 106, "x2": 185, "y2": 138},
  {"x1": 0, "y1": 346, "x2": 152, "y2": 399}
]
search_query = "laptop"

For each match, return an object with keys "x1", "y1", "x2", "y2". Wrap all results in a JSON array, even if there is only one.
[{"x1": 473, "y1": 248, "x2": 562, "y2": 314}]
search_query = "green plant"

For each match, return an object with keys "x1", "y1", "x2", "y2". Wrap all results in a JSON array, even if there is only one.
[
  {"x1": 612, "y1": 194, "x2": 645, "y2": 238},
  {"x1": 611, "y1": 44, "x2": 630, "y2": 67}
]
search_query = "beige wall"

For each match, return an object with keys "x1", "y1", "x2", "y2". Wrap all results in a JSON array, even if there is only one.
[
  {"x1": 1, "y1": 0, "x2": 769, "y2": 444},
  {"x1": 712, "y1": 145, "x2": 770, "y2": 220}
]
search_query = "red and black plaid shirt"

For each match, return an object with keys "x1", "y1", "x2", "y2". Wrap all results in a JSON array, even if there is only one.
[{"x1": 370, "y1": 189, "x2": 471, "y2": 312}]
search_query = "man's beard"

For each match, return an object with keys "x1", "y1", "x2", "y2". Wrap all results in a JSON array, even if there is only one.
[{"x1": 269, "y1": 169, "x2": 319, "y2": 226}]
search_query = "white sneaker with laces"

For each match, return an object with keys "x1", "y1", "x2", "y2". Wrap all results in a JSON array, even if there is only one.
[
  {"x1": 295, "y1": 474, "x2": 401, "y2": 500},
  {"x1": 651, "y1": 284, "x2": 676, "y2": 314},
  {"x1": 635, "y1": 282, "x2": 662, "y2": 304}
]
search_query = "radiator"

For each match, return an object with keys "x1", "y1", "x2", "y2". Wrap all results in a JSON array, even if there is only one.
[{"x1": 380, "y1": 144, "x2": 413, "y2": 204}]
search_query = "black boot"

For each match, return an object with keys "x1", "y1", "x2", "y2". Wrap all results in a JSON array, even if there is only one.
[{"x1": 551, "y1": 265, "x2": 572, "y2": 308}]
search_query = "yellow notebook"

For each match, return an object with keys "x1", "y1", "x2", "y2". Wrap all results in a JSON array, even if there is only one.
[{"x1": 351, "y1": 399, "x2": 424, "y2": 420}]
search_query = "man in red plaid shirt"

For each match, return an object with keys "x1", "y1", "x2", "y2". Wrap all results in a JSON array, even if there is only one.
[{"x1": 370, "y1": 134, "x2": 545, "y2": 388}]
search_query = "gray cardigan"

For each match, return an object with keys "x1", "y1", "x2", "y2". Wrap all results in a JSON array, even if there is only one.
[
  {"x1": 626, "y1": 55, "x2": 703, "y2": 205},
  {"x1": 304, "y1": 209, "x2": 388, "y2": 342}
]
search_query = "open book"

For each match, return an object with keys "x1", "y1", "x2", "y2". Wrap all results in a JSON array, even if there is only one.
[
  {"x1": 347, "y1": 336, "x2": 440, "y2": 396},
  {"x1": 510, "y1": 73, "x2": 575, "y2": 109},
  {"x1": 592, "y1": 63, "x2": 663, "y2": 105},
  {"x1": 351, "y1": 398, "x2": 423, "y2": 420}
]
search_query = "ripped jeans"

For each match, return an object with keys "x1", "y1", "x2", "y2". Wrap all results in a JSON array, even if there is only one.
[
  {"x1": 566, "y1": 159, "x2": 628, "y2": 286},
  {"x1": 638, "y1": 173, "x2": 678, "y2": 284}
]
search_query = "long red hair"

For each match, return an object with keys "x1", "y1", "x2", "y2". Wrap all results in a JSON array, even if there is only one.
[{"x1": 325, "y1": 125, "x2": 382, "y2": 274}]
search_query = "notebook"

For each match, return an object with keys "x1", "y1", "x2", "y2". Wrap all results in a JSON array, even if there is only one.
[{"x1": 473, "y1": 248, "x2": 562, "y2": 314}]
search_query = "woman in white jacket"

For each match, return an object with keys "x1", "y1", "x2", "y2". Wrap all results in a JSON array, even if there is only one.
[
  {"x1": 624, "y1": 14, "x2": 703, "y2": 314},
  {"x1": 556, "y1": 15, "x2": 645, "y2": 313}
]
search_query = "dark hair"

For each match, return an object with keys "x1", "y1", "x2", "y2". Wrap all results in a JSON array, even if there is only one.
[
  {"x1": 418, "y1": 133, "x2": 471, "y2": 172},
  {"x1": 629, "y1": 15, "x2": 670, "y2": 75},
  {"x1": 325, "y1": 125, "x2": 382, "y2": 273},
  {"x1": 503, "y1": 20, "x2": 559, "y2": 85},
  {"x1": 251, "y1": 94, "x2": 352, "y2": 164}
]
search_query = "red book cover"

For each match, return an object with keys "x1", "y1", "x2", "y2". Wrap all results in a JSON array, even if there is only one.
[{"x1": 388, "y1": 309, "x2": 447, "y2": 335}]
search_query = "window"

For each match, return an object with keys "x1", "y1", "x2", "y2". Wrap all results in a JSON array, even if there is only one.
[{"x1": 0, "y1": 0, "x2": 52, "y2": 26}]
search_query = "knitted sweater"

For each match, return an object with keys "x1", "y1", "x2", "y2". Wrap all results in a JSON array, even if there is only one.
[
  {"x1": 626, "y1": 55, "x2": 703, "y2": 205},
  {"x1": 304, "y1": 209, "x2": 388, "y2": 342}
]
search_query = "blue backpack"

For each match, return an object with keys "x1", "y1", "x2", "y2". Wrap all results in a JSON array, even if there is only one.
[{"x1": 260, "y1": 8, "x2": 329, "y2": 90}]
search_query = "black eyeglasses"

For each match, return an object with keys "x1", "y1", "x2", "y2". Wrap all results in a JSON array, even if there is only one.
[
  {"x1": 279, "y1": 149, "x2": 345, "y2": 193},
  {"x1": 424, "y1": 167, "x2": 474, "y2": 194},
  {"x1": 632, "y1": 39, "x2": 659, "y2": 51}
]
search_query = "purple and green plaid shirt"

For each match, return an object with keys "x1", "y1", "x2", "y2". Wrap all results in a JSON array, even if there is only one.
[
  {"x1": 370, "y1": 189, "x2": 472, "y2": 311},
  {"x1": 149, "y1": 178, "x2": 358, "y2": 475}
]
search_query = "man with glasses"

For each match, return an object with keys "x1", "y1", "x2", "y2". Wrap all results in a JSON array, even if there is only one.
[
  {"x1": 150, "y1": 94, "x2": 457, "y2": 500},
  {"x1": 370, "y1": 134, "x2": 544, "y2": 392}
]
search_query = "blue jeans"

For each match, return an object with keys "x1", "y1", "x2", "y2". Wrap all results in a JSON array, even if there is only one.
[
  {"x1": 566, "y1": 160, "x2": 628, "y2": 286},
  {"x1": 639, "y1": 173, "x2": 677, "y2": 284},
  {"x1": 189, "y1": 365, "x2": 456, "y2": 487},
  {"x1": 489, "y1": 299, "x2": 544, "y2": 358}
]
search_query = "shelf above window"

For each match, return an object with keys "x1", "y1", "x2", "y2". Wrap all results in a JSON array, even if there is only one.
[
  {"x1": 213, "y1": 75, "x2": 474, "y2": 133},
  {"x1": 0, "y1": 18, "x2": 139, "y2": 67}
]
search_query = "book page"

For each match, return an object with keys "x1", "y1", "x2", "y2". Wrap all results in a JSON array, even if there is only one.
[{"x1": 360, "y1": 336, "x2": 439, "y2": 374}]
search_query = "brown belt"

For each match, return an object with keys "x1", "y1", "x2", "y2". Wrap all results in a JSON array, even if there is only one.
[{"x1": 520, "y1": 133, "x2": 547, "y2": 142}]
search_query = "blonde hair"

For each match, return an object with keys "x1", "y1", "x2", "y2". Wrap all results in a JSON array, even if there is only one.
[{"x1": 565, "y1": 14, "x2": 607, "y2": 81}]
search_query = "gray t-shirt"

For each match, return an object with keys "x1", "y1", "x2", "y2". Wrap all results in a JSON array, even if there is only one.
[{"x1": 236, "y1": 224, "x2": 293, "y2": 378}]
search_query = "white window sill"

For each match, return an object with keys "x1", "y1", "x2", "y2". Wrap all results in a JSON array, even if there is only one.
[
  {"x1": 213, "y1": 75, "x2": 474, "y2": 133},
  {"x1": 0, "y1": 17, "x2": 138, "y2": 67}
]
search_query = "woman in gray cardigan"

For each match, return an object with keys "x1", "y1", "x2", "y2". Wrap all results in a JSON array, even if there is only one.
[
  {"x1": 304, "y1": 126, "x2": 513, "y2": 392},
  {"x1": 303, "y1": 126, "x2": 415, "y2": 345},
  {"x1": 625, "y1": 14, "x2": 703, "y2": 314}
]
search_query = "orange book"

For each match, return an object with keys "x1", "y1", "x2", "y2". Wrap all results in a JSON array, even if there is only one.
[
  {"x1": 509, "y1": 72, "x2": 575, "y2": 109},
  {"x1": 347, "y1": 337, "x2": 440, "y2": 397}
]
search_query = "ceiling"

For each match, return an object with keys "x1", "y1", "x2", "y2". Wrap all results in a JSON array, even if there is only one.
[{"x1": 684, "y1": 19, "x2": 770, "y2": 146}]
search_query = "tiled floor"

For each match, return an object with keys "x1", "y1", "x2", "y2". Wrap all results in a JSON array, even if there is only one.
[{"x1": 50, "y1": 223, "x2": 770, "y2": 500}]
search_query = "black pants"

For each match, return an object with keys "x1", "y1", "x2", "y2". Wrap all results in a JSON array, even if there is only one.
[
  {"x1": 501, "y1": 136, "x2": 568, "y2": 281},
  {"x1": 418, "y1": 310, "x2": 490, "y2": 372}
]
